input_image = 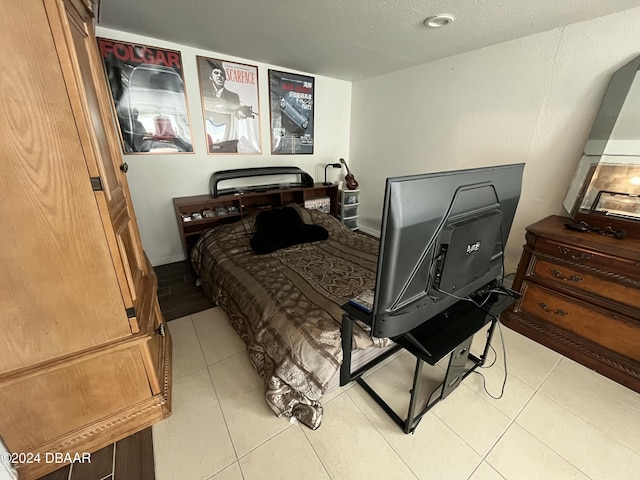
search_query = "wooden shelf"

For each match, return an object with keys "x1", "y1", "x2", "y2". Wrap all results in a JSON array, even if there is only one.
[{"x1": 173, "y1": 183, "x2": 339, "y2": 256}]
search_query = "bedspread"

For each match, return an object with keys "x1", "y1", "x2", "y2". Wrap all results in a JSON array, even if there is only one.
[{"x1": 191, "y1": 207, "x2": 391, "y2": 429}]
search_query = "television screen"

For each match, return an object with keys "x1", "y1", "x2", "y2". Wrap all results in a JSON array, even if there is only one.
[{"x1": 370, "y1": 163, "x2": 524, "y2": 338}]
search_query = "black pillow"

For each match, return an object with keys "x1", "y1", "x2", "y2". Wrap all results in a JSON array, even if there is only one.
[{"x1": 250, "y1": 206, "x2": 328, "y2": 254}]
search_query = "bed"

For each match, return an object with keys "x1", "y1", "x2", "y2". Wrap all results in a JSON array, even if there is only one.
[{"x1": 190, "y1": 204, "x2": 393, "y2": 429}]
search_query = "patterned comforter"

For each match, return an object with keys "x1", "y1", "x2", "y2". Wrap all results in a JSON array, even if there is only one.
[{"x1": 190, "y1": 206, "x2": 391, "y2": 429}]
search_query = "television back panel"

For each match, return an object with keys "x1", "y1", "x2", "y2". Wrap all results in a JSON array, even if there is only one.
[{"x1": 436, "y1": 210, "x2": 503, "y2": 295}]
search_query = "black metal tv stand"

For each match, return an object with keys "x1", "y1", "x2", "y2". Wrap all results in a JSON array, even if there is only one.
[{"x1": 340, "y1": 287, "x2": 519, "y2": 434}]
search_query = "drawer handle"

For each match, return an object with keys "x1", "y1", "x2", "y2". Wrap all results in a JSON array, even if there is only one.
[
  {"x1": 550, "y1": 269, "x2": 582, "y2": 282},
  {"x1": 538, "y1": 302, "x2": 568, "y2": 316},
  {"x1": 557, "y1": 247, "x2": 591, "y2": 260}
]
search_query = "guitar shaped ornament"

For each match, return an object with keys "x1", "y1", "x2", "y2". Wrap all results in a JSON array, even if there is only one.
[{"x1": 340, "y1": 158, "x2": 359, "y2": 190}]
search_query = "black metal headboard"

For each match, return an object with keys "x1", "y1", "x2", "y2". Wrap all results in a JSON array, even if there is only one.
[{"x1": 210, "y1": 167, "x2": 314, "y2": 198}]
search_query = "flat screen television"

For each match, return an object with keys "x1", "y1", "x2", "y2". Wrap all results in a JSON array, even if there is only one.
[{"x1": 370, "y1": 163, "x2": 525, "y2": 339}]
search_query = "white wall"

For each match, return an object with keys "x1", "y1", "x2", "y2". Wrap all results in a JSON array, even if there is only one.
[
  {"x1": 96, "y1": 27, "x2": 352, "y2": 266},
  {"x1": 349, "y1": 7, "x2": 640, "y2": 273}
]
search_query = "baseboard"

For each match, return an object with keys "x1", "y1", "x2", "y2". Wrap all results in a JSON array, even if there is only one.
[
  {"x1": 150, "y1": 253, "x2": 186, "y2": 267},
  {"x1": 357, "y1": 224, "x2": 380, "y2": 238}
]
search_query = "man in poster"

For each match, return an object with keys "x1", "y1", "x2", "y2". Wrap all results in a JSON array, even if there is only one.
[{"x1": 209, "y1": 63, "x2": 241, "y2": 106}]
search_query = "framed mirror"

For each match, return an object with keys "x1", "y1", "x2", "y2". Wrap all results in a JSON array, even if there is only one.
[{"x1": 563, "y1": 54, "x2": 640, "y2": 236}]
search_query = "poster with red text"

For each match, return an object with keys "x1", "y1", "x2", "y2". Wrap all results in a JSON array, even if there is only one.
[
  {"x1": 196, "y1": 56, "x2": 261, "y2": 154},
  {"x1": 97, "y1": 38, "x2": 194, "y2": 154},
  {"x1": 268, "y1": 70, "x2": 314, "y2": 154}
]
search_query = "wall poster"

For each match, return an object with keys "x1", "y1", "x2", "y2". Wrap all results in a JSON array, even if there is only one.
[
  {"x1": 197, "y1": 56, "x2": 261, "y2": 154},
  {"x1": 268, "y1": 70, "x2": 314, "y2": 154},
  {"x1": 97, "y1": 38, "x2": 194, "y2": 154}
]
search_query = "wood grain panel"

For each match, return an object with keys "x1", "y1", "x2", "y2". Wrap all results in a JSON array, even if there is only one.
[
  {"x1": 141, "y1": 302, "x2": 165, "y2": 394},
  {"x1": 0, "y1": 0, "x2": 131, "y2": 375},
  {"x1": 0, "y1": 346, "x2": 152, "y2": 453},
  {"x1": 518, "y1": 283, "x2": 640, "y2": 360},
  {"x1": 530, "y1": 258, "x2": 640, "y2": 309}
]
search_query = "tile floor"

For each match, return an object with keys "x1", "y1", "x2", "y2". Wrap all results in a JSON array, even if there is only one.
[{"x1": 153, "y1": 307, "x2": 640, "y2": 480}]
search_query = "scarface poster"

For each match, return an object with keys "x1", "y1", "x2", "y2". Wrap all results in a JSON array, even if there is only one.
[
  {"x1": 197, "y1": 56, "x2": 261, "y2": 154},
  {"x1": 268, "y1": 70, "x2": 314, "y2": 155},
  {"x1": 97, "y1": 38, "x2": 194, "y2": 154}
]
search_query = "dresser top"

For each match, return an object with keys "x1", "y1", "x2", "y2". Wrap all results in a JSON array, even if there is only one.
[{"x1": 527, "y1": 215, "x2": 640, "y2": 261}]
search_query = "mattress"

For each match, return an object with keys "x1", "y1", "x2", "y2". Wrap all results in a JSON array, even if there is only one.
[{"x1": 191, "y1": 206, "x2": 393, "y2": 429}]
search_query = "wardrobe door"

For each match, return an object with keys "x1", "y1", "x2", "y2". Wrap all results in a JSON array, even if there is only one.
[
  {"x1": 47, "y1": 0, "x2": 151, "y2": 330},
  {"x1": 0, "y1": 0, "x2": 133, "y2": 373}
]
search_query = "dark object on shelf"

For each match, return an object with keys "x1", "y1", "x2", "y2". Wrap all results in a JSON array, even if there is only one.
[
  {"x1": 323, "y1": 162, "x2": 341, "y2": 186},
  {"x1": 564, "y1": 222, "x2": 590, "y2": 231},
  {"x1": 564, "y1": 220, "x2": 627, "y2": 239},
  {"x1": 210, "y1": 167, "x2": 314, "y2": 197},
  {"x1": 340, "y1": 158, "x2": 359, "y2": 190}
]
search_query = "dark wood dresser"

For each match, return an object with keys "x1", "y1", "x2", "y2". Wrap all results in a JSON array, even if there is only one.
[{"x1": 502, "y1": 215, "x2": 640, "y2": 393}]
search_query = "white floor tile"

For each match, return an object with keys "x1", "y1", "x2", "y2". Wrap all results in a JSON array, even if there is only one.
[
  {"x1": 154, "y1": 369, "x2": 235, "y2": 480},
  {"x1": 322, "y1": 379, "x2": 355, "y2": 404},
  {"x1": 468, "y1": 462, "x2": 506, "y2": 480},
  {"x1": 304, "y1": 393, "x2": 418, "y2": 480},
  {"x1": 168, "y1": 315, "x2": 206, "y2": 380},
  {"x1": 207, "y1": 462, "x2": 243, "y2": 480},
  {"x1": 432, "y1": 381, "x2": 512, "y2": 456},
  {"x1": 461, "y1": 364, "x2": 536, "y2": 419},
  {"x1": 208, "y1": 352, "x2": 291, "y2": 457},
  {"x1": 516, "y1": 393, "x2": 640, "y2": 479},
  {"x1": 348, "y1": 386, "x2": 481, "y2": 480},
  {"x1": 240, "y1": 425, "x2": 330, "y2": 480},
  {"x1": 539, "y1": 357, "x2": 640, "y2": 456},
  {"x1": 483, "y1": 324, "x2": 561, "y2": 388},
  {"x1": 192, "y1": 307, "x2": 246, "y2": 366},
  {"x1": 486, "y1": 423, "x2": 590, "y2": 480}
]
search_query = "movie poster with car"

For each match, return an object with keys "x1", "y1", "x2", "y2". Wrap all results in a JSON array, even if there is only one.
[
  {"x1": 196, "y1": 57, "x2": 261, "y2": 154},
  {"x1": 268, "y1": 70, "x2": 314, "y2": 154},
  {"x1": 97, "y1": 38, "x2": 194, "y2": 154}
]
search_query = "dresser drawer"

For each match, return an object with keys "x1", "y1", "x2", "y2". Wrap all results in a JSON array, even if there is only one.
[
  {"x1": 528, "y1": 257, "x2": 640, "y2": 310},
  {"x1": 534, "y1": 238, "x2": 640, "y2": 279},
  {"x1": 517, "y1": 282, "x2": 640, "y2": 361}
]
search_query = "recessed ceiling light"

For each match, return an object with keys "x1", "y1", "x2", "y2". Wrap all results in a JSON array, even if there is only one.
[{"x1": 423, "y1": 14, "x2": 455, "y2": 28}]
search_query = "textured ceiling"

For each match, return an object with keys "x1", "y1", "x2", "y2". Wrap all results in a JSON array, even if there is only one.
[{"x1": 99, "y1": 0, "x2": 640, "y2": 81}]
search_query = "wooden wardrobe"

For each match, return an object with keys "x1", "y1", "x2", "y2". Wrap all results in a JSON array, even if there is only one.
[{"x1": 0, "y1": 0, "x2": 172, "y2": 478}]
